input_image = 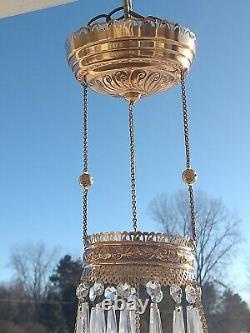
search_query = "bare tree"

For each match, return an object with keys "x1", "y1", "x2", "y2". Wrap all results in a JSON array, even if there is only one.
[
  {"x1": 149, "y1": 191, "x2": 241, "y2": 286},
  {"x1": 10, "y1": 242, "x2": 58, "y2": 311}
]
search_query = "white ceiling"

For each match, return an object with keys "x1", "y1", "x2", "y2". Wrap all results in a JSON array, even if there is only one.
[{"x1": 0, "y1": 0, "x2": 77, "y2": 18}]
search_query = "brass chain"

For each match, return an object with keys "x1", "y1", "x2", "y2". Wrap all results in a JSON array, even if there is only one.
[
  {"x1": 180, "y1": 71, "x2": 197, "y2": 243},
  {"x1": 181, "y1": 72, "x2": 191, "y2": 170},
  {"x1": 82, "y1": 84, "x2": 89, "y2": 248},
  {"x1": 135, "y1": 283, "x2": 141, "y2": 333},
  {"x1": 128, "y1": 102, "x2": 138, "y2": 232},
  {"x1": 83, "y1": 84, "x2": 88, "y2": 173},
  {"x1": 135, "y1": 312, "x2": 141, "y2": 333}
]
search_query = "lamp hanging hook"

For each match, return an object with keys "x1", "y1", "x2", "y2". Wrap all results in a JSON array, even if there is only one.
[{"x1": 123, "y1": 0, "x2": 133, "y2": 17}]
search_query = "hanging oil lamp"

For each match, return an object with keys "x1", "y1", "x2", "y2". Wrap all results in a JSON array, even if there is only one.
[{"x1": 66, "y1": 0, "x2": 208, "y2": 332}]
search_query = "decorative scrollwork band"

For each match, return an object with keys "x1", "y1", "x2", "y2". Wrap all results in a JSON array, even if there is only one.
[{"x1": 83, "y1": 232, "x2": 195, "y2": 286}]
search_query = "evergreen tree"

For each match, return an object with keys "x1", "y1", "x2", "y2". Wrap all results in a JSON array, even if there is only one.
[{"x1": 49, "y1": 255, "x2": 82, "y2": 333}]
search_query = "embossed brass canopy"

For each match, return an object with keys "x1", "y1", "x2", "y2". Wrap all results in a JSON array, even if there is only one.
[
  {"x1": 66, "y1": 17, "x2": 196, "y2": 103},
  {"x1": 82, "y1": 231, "x2": 196, "y2": 285}
]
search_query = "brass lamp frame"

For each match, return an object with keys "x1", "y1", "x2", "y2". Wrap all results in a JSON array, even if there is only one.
[{"x1": 66, "y1": 1, "x2": 208, "y2": 332}]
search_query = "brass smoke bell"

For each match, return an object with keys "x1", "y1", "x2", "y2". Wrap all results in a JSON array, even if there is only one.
[{"x1": 66, "y1": 4, "x2": 196, "y2": 103}]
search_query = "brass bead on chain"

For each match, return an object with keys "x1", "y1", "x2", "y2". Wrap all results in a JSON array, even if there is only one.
[
  {"x1": 180, "y1": 71, "x2": 197, "y2": 243},
  {"x1": 182, "y1": 168, "x2": 197, "y2": 185},
  {"x1": 79, "y1": 173, "x2": 93, "y2": 189}
]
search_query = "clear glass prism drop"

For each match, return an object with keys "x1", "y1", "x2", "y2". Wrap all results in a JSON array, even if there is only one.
[
  {"x1": 149, "y1": 303, "x2": 163, "y2": 333},
  {"x1": 89, "y1": 282, "x2": 105, "y2": 302},
  {"x1": 105, "y1": 286, "x2": 118, "y2": 302},
  {"x1": 185, "y1": 285, "x2": 197, "y2": 304},
  {"x1": 187, "y1": 306, "x2": 203, "y2": 333},
  {"x1": 96, "y1": 303, "x2": 106, "y2": 333},
  {"x1": 90, "y1": 307, "x2": 96, "y2": 333},
  {"x1": 119, "y1": 307, "x2": 129, "y2": 333},
  {"x1": 173, "y1": 306, "x2": 185, "y2": 333},
  {"x1": 146, "y1": 281, "x2": 163, "y2": 303},
  {"x1": 128, "y1": 287, "x2": 137, "y2": 302},
  {"x1": 76, "y1": 302, "x2": 89, "y2": 333},
  {"x1": 156, "y1": 306, "x2": 163, "y2": 333},
  {"x1": 151, "y1": 290, "x2": 163, "y2": 303},
  {"x1": 117, "y1": 283, "x2": 131, "y2": 299},
  {"x1": 146, "y1": 281, "x2": 161, "y2": 297},
  {"x1": 81, "y1": 302, "x2": 90, "y2": 333},
  {"x1": 76, "y1": 305, "x2": 83, "y2": 333},
  {"x1": 128, "y1": 309, "x2": 136, "y2": 333},
  {"x1": 76, "y1": 283, "x2": 89, "y2": 300},
  {"x1": 170, "y1": 285, "x2": 183, "y2": 304},
  {"x1": 107, "y1": 306, "x2": 117, "y2": 333}
]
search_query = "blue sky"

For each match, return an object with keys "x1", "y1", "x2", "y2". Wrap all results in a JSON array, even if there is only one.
[{"x1": 0, "y1": 0, "x2": 249, "y2": 301}]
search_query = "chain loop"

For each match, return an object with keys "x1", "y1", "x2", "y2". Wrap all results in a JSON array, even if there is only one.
[
  {"x1": 180, "y1": 71, "x2": 197, "y2": 243},
  {"x1": 128, "y1": 102, "x2": 138, "y2": 232},
  {"x1": 82, "y1": 84, "x2": 89, "y2": 248}
]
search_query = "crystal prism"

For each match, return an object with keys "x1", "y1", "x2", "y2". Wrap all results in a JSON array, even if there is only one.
[
  {"x1": 119, "y1": 307, "x2": 129, "y2": 333},
  {"x1": 90, "y1": 307, "x2": 96, "y2": 332},
  {"x1": 76, "y1": 282, "x2": 89, "y2": 300},
  {"x1": 146, "y1": 281, "x2": 161, "y2": 296},
  {"x1": 76, "y1": 302, "x2": 89, "y2": 333},
  {"x1": 173, "y1": 306, "x2": 185, "y2": 333},
  {"x1": 149, "y1": 303, "x2": 163, "y2": 333},
  {"x1": 96, "y1": 303, "x2": 106, "y2": 333},
  {"x1": 89, "y1": 282, "x2": 105, "y2": 302},
  {"x1": 187, "y1": 306, "x2": 203, "y2": 333},
  {"x1": 117, "y1": 283, "x2": 131, "y2": 299},
  {"x1": 128, "y1": 309, "x2": 136, "y2": 333},
  {"x1": 128, "y1": 287, "x2": 137, "y2": 302},
  {"x1": 146, "y1": 281, "x2": 163, "y2": 303},
  {"x1": 185, "y1": 285, "x2": 197, "y2": 304},
  {"x1": 156, "y1": 305, "x2": 163, "y2": 333},
  {"x1": 105, "y1": 286, "x2": 118, "y2": 301},
  {"x1": 151, "y1": 290, "x2": 163, "y2": 303},
  {"x1": 107, "y1": 306, "x2": 117, "y2": 333},
  {"x1": 170, "y1": 285, "x2": 183, "y2": 304}
]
